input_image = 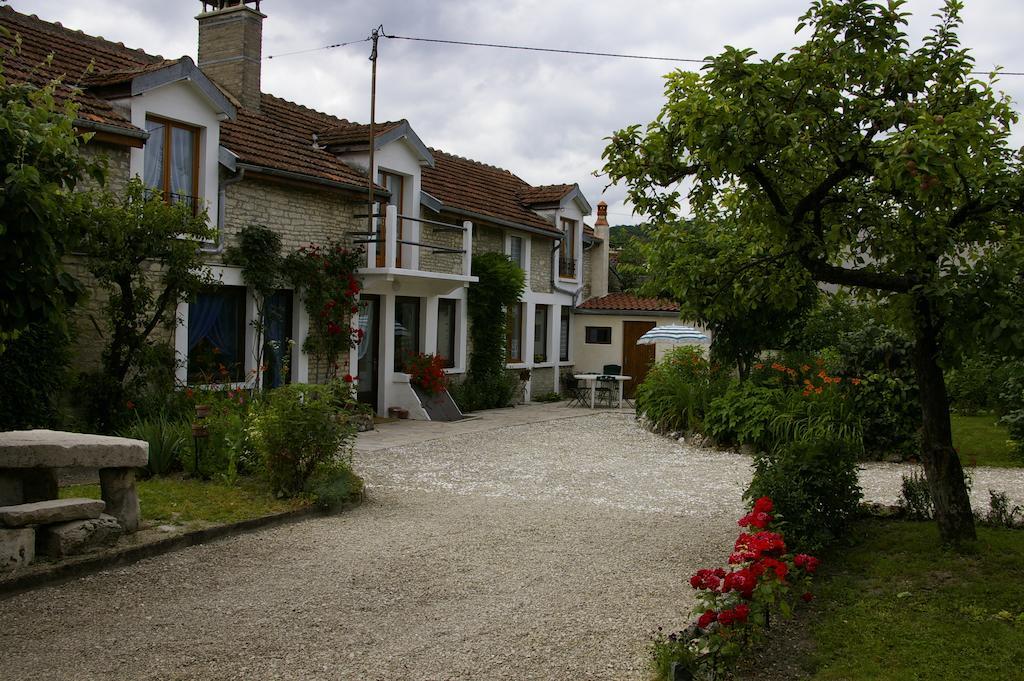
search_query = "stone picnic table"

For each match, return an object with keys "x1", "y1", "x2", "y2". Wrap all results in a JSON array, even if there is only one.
[{"x1": 0, "y1": 429, "x2": 147, "y2": 532}]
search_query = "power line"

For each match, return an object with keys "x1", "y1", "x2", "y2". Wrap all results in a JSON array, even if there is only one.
[
  {"x1": 265, "y1": 30, "x2": 1024, "y2": 76},
  {"x1": 266, "y1": 37, "x2": 370, "y2": 60},
  {"x1": 382, "y1": 33, "x2": 707, "y2": 64}
]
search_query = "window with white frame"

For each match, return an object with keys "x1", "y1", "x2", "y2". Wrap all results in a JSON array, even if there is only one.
[
  {"x1": 506, "y1": 302, "x2": 525, "y2": 363},
  {"x1": 187, "y1": 285, "x2": 247, "y2": 383},
  {"x1": 437, "y1": 298, "x2": 457, "y2": 369},
  {"x1": 509, "y1": 235, "x2": 524, "y2": 269},
  {"x1": 559, "y1": 307, "x2": 571, "y2": 362},
  {"x1": 534, "y1": 305, "x2": 549, "y2": 363}
]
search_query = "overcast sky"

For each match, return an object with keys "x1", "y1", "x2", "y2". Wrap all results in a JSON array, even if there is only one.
[{"x1": 12, "y1": 0, "x2": 1024, "y2": 225}]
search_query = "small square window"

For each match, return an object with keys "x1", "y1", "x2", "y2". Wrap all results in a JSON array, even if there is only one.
[{"x1": 585, "y1": 326, "x2": 612, "y2": 344}]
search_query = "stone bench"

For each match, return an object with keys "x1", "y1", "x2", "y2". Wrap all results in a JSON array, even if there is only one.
[{"x1": 0, "y1": 430, "x2": 147, "y2": 533}]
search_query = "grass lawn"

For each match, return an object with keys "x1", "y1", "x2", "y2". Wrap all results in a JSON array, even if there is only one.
[
  {"x1": 61, "y1": 476, "x2": 309, "y2": 525},
  {"x1": 952, "y1": 414, "x2": 1019, "y2": 468},
  {"x1": 742, "y1": 520, "x2": 1024, "y2": 680}
]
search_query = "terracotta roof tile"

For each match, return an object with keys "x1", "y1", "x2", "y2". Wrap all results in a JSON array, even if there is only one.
[
  {"x1": 421, "y1": 149, "x2": 561, "y2": 235},
  {"x1": 519, "y1": 184, "x2": 573, "y2": 205},
  {"x1": 0, "y1": 7, "x2": 158, "y2": 132},
  {"x1": 221, "y1": 94, "x2": 380, "y2": 189},
  {"x1": 578, "y1": 293, "x2": 680, "y2": 312},
  {"x1": 0, "y1": 8, "x2": 380, "y2": 190}
]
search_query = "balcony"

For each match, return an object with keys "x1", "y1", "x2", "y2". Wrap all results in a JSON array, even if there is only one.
[
  {"x1": 558, "y1": 256, "x2": 577, "y2": 279},
  {"x1": 354, "y1": 203, "x2": 477, "y2": 296},
  {"x1": 144, "y1": 187, "x2": 200, "y2": 216}
]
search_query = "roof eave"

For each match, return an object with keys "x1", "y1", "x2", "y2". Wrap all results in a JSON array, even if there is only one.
[
  {"x1": 235, "y1": 162, "x2": 388, "y2": 196},
  {"x1": 573, "y1": 307, "x2": 680, "y2": 317},
  {"x1": 131, "y1": 57, "x2": 236, "y2": 120},
  {"x1": 440, "y1": 205, "x2": 562, "y2": 238}
]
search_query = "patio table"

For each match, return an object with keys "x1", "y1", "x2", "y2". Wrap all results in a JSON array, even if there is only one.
[{"x1": 573, "y1": 374, "x2": 631, "y2": 409}]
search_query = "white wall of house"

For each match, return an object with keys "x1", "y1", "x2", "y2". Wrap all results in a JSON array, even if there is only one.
[
  {"x1": 572, "y1": 314, "x2": 702, "y2": 374},
  {"x1": 127, "y1": 80, "x2": 223, "y2": 228},
  {"x1": 373, "y1": 140, "x2": 423, "y2": 270}
]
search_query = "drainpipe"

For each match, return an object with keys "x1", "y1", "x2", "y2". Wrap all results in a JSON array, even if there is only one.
[{"x1": 202, "y1": 167, "x2": 246, "y2": 254}]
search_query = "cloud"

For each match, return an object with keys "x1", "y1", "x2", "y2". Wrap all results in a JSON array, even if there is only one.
[{"x1": 11, "y1": 0, "x2": 1024, "y2": 225}]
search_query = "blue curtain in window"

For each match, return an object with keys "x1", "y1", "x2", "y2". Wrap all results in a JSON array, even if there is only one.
[{"x1": 188, "y1": 293, "x2": 228, "y2": 354}]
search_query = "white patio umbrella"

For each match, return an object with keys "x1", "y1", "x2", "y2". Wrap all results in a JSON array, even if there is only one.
[{"x1": 635, "y1": 324, "x2": 709, "y2": 345}]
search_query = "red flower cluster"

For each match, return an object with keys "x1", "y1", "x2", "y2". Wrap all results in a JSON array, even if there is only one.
[
  {"x1": 794, "y1": 553, "x2": 820, "y2": 574},
  {"x1": 730, "y1": 530, "x2": 786, "y2": 564},
  {"x1": 404, "y1": 352, "x2": 450, "y2": 395},
  {"x1": 690, "y1": 568, "x2": 726, "y2": 591},
  {"x1": 738, "y1": 496, "x2": 774, "y2": 529},
  {"x1": 717, "y1": 603, "x2": 750, "y2": 627}
]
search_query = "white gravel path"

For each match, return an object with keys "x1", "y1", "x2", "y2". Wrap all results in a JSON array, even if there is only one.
[{"x1": 2, "y1": 413, "x2": 1022, "y2": 680}]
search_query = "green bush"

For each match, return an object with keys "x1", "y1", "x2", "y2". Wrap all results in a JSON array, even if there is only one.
[
  {"x1": 704, "y1": 381, "x2": 781, "y2": 449},
  {"x1": 448, "y1": 372, "x2": 519, "y2": 412},
  {"x1": 0, "y1": 320, "x2": 71, "y2": 430},
  {"x1": 769, "y1": 388, "x2": 863, "y2": 453},
  {"x1": 998, "y1": 371, "x2": 1024, "y2": 461},
  {"x1": 247, "y1": 384, "x2": 356, "y2": 497},
  {"x1": 745, "y1": 439, "x2": 863, "y2": 551},
  {"x1": 947, "y1": 354, "x2": 1024, "y2": 415},
  {"x1": 635, "y1": 346, "x2": 726, "y2": 434},
  {"x1": 119, "y1": 412, "x2": 189, "y2": 477},
  {"x1": 833, "y1": 320, "x2": 921, "y2": 460},
  {"x1": 305, "y1": 460, "x2": 363, "y2": 510}
]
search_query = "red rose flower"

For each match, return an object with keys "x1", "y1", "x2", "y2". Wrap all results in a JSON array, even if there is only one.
[
  {"x1": 697, "y1": 610, "x2": 717, "y2": 629},
  {"x1": 733, "y1": 603, "x2": 750, "y2": 623},
  {"x1": 801, "y1": 592, "x2": 814, "y2": 602},
  {"x1": 753, "y1": 496, "x2": 774, "y2": 514},
  {"x1": 343, "y1": 373, "x2": 354, "y2": 383}
]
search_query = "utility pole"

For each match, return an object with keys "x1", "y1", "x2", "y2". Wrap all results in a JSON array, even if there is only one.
[{"x1": 367, "y1": 26, "x2": 382, "y2": 238}]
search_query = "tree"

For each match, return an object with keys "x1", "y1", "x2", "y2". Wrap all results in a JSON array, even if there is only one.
[
  {"x1": 77, "y1": 179, "x2": 215, "y2": 386},
  {"x1": 602, "y1": 0, "x2": 1024, "y2": 543},
  {"x1": 0, "y1": 55, "x2": 103, "y2": 352}
]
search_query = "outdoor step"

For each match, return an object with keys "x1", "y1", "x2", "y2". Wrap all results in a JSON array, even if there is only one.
[
  {"x1": 0, "y1": 498, "x2": 106, "y2": 528},
  {"x1": 44, "y1": 513, "x2": 123, "y2": 558},
  {"x1": 0, "y1": 429, "x2": 147, "y2": 469}
]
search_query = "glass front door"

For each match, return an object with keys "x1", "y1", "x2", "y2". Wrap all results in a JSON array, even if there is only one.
[{"x1": 357, "y1": 295, "x2": 381, "y2": 408}]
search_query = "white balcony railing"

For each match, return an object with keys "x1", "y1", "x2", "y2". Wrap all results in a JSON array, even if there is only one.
[{"x1": 354, "y1": 204, "x2": 472, "y2": 278}]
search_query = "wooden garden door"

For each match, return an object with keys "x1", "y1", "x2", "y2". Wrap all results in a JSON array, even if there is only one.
[{"x1": 622, "y1": 321, "x2": 656, "y2": 398}]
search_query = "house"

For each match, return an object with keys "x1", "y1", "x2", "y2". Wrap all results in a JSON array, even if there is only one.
[{"x1": 0, "y1": 0, "x2": 633, "y2": 416}]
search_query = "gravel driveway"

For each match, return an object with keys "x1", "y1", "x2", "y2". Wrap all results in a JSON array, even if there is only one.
[{"x1": 2, "y1": 413, "x2": 1022, "y2": 680}]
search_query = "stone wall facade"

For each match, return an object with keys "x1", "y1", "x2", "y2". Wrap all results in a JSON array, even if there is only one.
[
  {"x1": 471, "y1": 224, "x2": 503, "y2": 257},
  {"x1": 418, "y1": 223, "x2": 464, "y2": 275},
  {"x1": 222, "y1": 175, "x2": 362, "y2": 254},
  {"x1": 530, "y1": 367, "x2": 555, "y2": 395},
  {"x1": 529, "y1": 235, "x2": 552, "y2": 293},
  {"x1": 79, "y1": 142, "x2": 131, "y2": 195}
]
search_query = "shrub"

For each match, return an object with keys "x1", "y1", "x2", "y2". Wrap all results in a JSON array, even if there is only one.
[
  {"x1": 533, "y1": 391, "x2": 563, "y2": 403},
  {"x1": 448, "y1": 372, "x2": 518, "y2": 413},
  {"x1": 833, "y1": 319, "x2": 921, "y2": 460},
  {"x1": 651, "y1": 498, "x2": 821, "y2": 680},
  {"x1": 0, "y1": 320, "x2": 71, "y2": 431},
  {"x1": 305, "y1": 460, "x2": 363, "y2": 510},
  {"x1": 947, "y1": 354, "x2": 1024, "y2": 415},
  {"x1": 247, "y1": 384, "x2": 356, "y2": 497},
  {"x1": 704, "y1": 381, "x2": 781, "y2": 449},
  {"x1": 745, "y1": 440, "x2": 862, "y2": 551},
  {"x1": 985, "y1": 491, "x2": 1023, "y2": 528},
  {"x1": 635, "y1": 346, "x2": 726, "y2": 434},
  {"x1": 119, "y1": 412, "x2": 190, "y2": 477},
  {"x1": 899, "y1": 470, "x2": 934, "y2": 520}
]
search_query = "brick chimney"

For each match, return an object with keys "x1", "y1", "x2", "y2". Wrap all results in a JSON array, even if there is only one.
[
  {"x1": 592, "y1": 201, "x2": 610, "y2": 297},
  {"x1": 196, "y1": 0, "x2": 265, "y2": 111}
]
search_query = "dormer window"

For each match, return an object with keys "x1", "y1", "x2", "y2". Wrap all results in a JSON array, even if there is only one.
[{"x1": 144, "y1": 117, "x2": 201, "y2": 214}]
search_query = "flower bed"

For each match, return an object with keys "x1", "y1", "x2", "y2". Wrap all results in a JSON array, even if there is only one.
[{"x1": 651, "y1": 497, "x2": 820, "y2": 680}]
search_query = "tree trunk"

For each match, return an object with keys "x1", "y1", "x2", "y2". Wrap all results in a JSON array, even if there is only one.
[{"x1": 912, "y1": 298, "x2": 976, "y2": 544}]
